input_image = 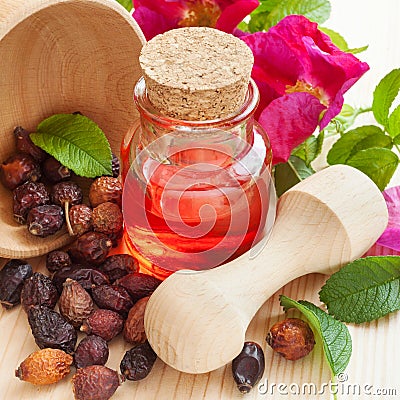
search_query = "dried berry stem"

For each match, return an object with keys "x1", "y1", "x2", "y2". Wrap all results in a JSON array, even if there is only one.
[{"x1": 65, "y1": 201, "x2": 75, "y2": 236}]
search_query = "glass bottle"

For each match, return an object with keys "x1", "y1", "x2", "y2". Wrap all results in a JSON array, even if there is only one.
[{"x1": 121, "y1": 77, "x2": 276, "y2": 280}]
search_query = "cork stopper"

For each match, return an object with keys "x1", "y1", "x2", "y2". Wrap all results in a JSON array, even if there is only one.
[{"x1": 139, "y1": 27, "x2": 254, "y2": 121}]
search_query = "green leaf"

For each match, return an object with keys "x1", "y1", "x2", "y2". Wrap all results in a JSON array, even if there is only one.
[
  {"x1": 252, "y1": 0, "x2": 281, "y2": 14},
  {"x1": 372, "y1": 68, "x2": 400, "y2": 127},
  {"x1": 274, "y1": 156, "x2": 315, "y2": 197},
  {"x1": 346, "y1": 148, "x2": 399, "y2": 191},
  {"x1": 319, "y1": 27, "x2": 368, "y2": 54},
  {"x1": 346, "y1": 45, "x2": 369, "y2": 54},
  {"x1": 251, "y1": 0, "x2": 331, "y2": 31},
  {"x1": 280, "y1": 296, "x2": 352, "y2": 376},
  {"x1": 320, "y1": 256, "x2": 400, "y2": 323},
  {"x1": 115, "y1": 0, "x2": 132, "y2": 12},
  {"x1": 292, "y1": 132, "x2": 325, "y2": 166},
  {"x1": 327, "y1": 125, "x2": 392, "y2": 164},
  {"x1": 30, "y1": 114, "x2": 113, "y2": 178},
  {"x1": 388, "y1": 105, "x2": 400, "y2": 138},
  {"x1": 319, "y1": 27, "x2": 348, "y2": 51},
  {"x1": 393, "y1": 134, "x2": 400, "y2": 145},
  {"x1": 237, "y1": 21, "x2": 250, "y2": 32}
]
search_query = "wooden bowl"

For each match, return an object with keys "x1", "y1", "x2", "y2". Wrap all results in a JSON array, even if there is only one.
[{"x1": 0, "y1": 0, "x2": 145, "y2": 258}]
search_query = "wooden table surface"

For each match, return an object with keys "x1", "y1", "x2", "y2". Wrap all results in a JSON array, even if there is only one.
[{"x1": 1, "y1": 1, "x2": 400, "y2": 399}]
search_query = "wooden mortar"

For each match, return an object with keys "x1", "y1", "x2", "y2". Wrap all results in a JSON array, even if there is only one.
[{"x1": 144, "y1": 165, "x2": 388, "y2": 373}]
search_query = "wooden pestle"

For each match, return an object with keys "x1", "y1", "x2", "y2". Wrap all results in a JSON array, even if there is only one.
[{"x1": 144, "y1": 165, "x2": 388, "y2": 373}]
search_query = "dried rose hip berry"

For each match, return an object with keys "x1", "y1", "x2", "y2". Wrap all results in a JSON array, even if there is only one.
[
  {"x1": 74, "y1": 335, "x2": 109, "y2": 369},
  {"x1": 81, "y1": 309, "x2": 124, "y2": 342},
  {"x1": 92, "y1": 202, "x2": 123, "y2": 239},
  {"x1": 0, "y1": 152, "x2": 41, "y2": 190},
  {"x1": 46, "y1": 250, "x2": 72, "y2": 273},
  {"x1": 69, "y1": 204, "x2": 93, "y2": 237},
  {"x1": 15, "y1": 348, "x2": 73, "y2": 385},
  {"x1": 69, "y1": 232, "x2": 112, "y2": 266},
  {"x1": 72, "y1": 365, "x2": 124, "y2": 400},
  {"x1": 42, "y1": 157, "x2": 71, "y2": 183},
  {"x1": 89, "y1": 176, "x2": 122, "y2": 208},
  {"x1": 13, "y1": 181, "x2": 50, "y2": 224},
  {"x1": 120, "y1": 342, "x2": 157, "y2": 381},
  {"x1": 98, "y1": 254, "x2": 138, "y2": 283},
  {"x1": 14, "y1": 126, "x2": 47, "y2": 162},
  {"x1": 21, "y1": 272, "x2": 59, "y2": 312},
  {"x1": 123, "y1": 296, "x2": 149, "y2": 345},
  {"x1": 0, "y1": 259, "x2": 33, "y2": 309},
  {"x1": 232, "y1": 341, "x2": 265, "y2": 394},
  {"x1": 52, "y1": 265, "x2": 109, "y2": 294},
  {"x1": 91, "y1": 284, "x2": 133, "y2": 318},
  {"x1": 28, "y1": 305, "x2": 77, "y2": 354},
  {"x1": 116, "y1": 272, "x2": 161, "y2": 303},
  {"x1": 266, "y1": 318, "x2": 315, "y2": 361},
  {"x1": 27, "y1": 204, "x2": 64, "y2": 237},
  {"x1": 59, "y1": 279, "x2": 94, "y2": 328}
]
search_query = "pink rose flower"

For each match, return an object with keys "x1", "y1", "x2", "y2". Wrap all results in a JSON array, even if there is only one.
[
  {"x1": 242, "y1": 15, "x2": 370, "y2": 164},
  {"x1": 132, "y1": 0, "x2": 259, "y2": 40}
]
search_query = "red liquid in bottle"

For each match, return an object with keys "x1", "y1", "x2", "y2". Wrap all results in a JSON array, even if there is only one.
[{"x1": 122, "y1": 138, "x2": 271, "y2": 279}]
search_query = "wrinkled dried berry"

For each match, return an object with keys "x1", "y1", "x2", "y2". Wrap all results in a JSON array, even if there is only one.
[
  {"x1": 46, "y1": 250, "x2": 71, "y2": 273},
  {"x1": 51, "y1": 181, "x2": 83, "y2": 207},
  {"x1": 92, "y1": 202, "x2": 123, "y2": 238},
  {"x1": 27, "y1": 204, "x2": 64, "y2": 237},
  {"x1": 0, "y1": 259, "x2": 33, "y2": 309},
  {"x1": 42, "y1": 157, "x2": 71, "y2": 183},
  {"x1": 14, "y1": 126, "x2": 47, "y2": 162},
  {"x1": 52, "y1": 265, "x2": 109, "y2": 294},
  {"x1": 91, "y1": 284, "x2": 133, "y2": 317},
  {"x1": 15, "y1": 348, "x2": 73, "y2": 385},
  {"x1": 74, "y1": 335, "x2": 109, "y2": 369},
  {"x1": 72, "y1": 365, "x2": 124, "y2": 400},
  {"x1": 123, "y1": 296, "x2": 149, "y2": 345},
  {"x1": 81, "y1": 309, "x2": 124, "y2": 341},
  {"x1": 0, "y1": 152, "x2": 41, "y2": 190},
  {"x1": 28, "y1": 305, "x2": 77, "y2": 354},
  {"x1": 13, "y1": 181, "x2": 50, "y2": 224},
  {"x1": 59, "y1": 279, "x2": 94, "y2": 327},
  {"x1": 89, "y1": 176, "x2": 122, "y2": 208},
  {"x1": 120, "y1": 342, "x2": 157, "y2": 381},
  {"x1": 21, "y1": 272, "x2": 59, "y2": 312},
  {"x1": 111, "y1": 153, "x2": 120, "y2": 178},
  {"x1": 232, "y1": 341, "x2": 265, "y2": 394},
  {"x1": 69, "y1": 232, "x2": 112, "y2": 266},
  {"x1": 98, "y1": 254, "x2": 138, "y2": 283},
  {"x1": 266, "y1": 318, "x2": 315, "y2": 361},
  {"x1": 69, "y1": 204, "x2": 92, "y2": 236},
  {"x1": 116, "y1": 273, "x2": 161, "y2": 303}
]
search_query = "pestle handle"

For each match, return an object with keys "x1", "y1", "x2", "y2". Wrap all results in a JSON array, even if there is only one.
[{"x1": 144, "y1": 165, "x2": 388, "y2": 373}]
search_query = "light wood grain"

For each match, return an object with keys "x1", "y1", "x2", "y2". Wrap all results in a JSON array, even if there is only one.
[
  {"x1": 1, "y1": 1, "x2": 400, "y2": 400},
  {"x1": 0, "y1": 0, "x2": 145, "y2": 258}
]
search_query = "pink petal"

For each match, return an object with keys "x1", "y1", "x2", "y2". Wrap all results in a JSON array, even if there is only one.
[
  {"x1": 258, "y1": 92, "x2": 325, "y2": 165},
  {"x1": 375, "y1": 186, "x2": 400, "y2": 251},
  {"x1": 216, "y1": 0, "x2": 259, "y2": 33}
]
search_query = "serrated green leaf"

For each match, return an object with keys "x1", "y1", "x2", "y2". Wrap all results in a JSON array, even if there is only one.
[
  {"x1": 388, "y1": 105, "x2": 400, "y2": 138},
  {"x1": 252, "y1": 0, "x2": 280, "y2": 14},
  {"x1": 280, "y1": 296, "x2": 352, "y2": 376},
  {"x1": 320, "y1": 256, "x2": 400, "y2": 323},
  {"x1": 31, "y1": 114, "x2": 112, "y2": 178},
  {"x1": 237, "y1": 21, "x2": 250, "y2": 32},
  {"x1": 252, "y1": 0, "x2": 330, "y2": 31},
  {"x1": 393, "y1": 134, "x2": 400, "y2": 145},
  {"x1": 327, "y1": 125, "x2": 392, "y2": 164},
  {"x1": 115, "y1": 0, "x2": 132, "y2": 12},
  {"x1": 292, "y1": 132, "x2": 325, "y2": 166},
  {"x1": 346, "y1": 148, "x2": 399, "y2": 191},
  {"x1": 346, "y1": 45, "x2": 368, "y2": 54},
  {"x1": 372, "y1": 68, "x2": 400, "y2": 127},
  {"x1": 274, "y1": 156, "x2": 315, "y2": 197},
  {"x1": 319, "y1": 27, "x2": 348, "y2": 51}
]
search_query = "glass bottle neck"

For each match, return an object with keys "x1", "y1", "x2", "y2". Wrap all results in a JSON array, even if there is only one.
[{"x1": 133, "y1": 77, "x2": 260, "y2": 166}]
